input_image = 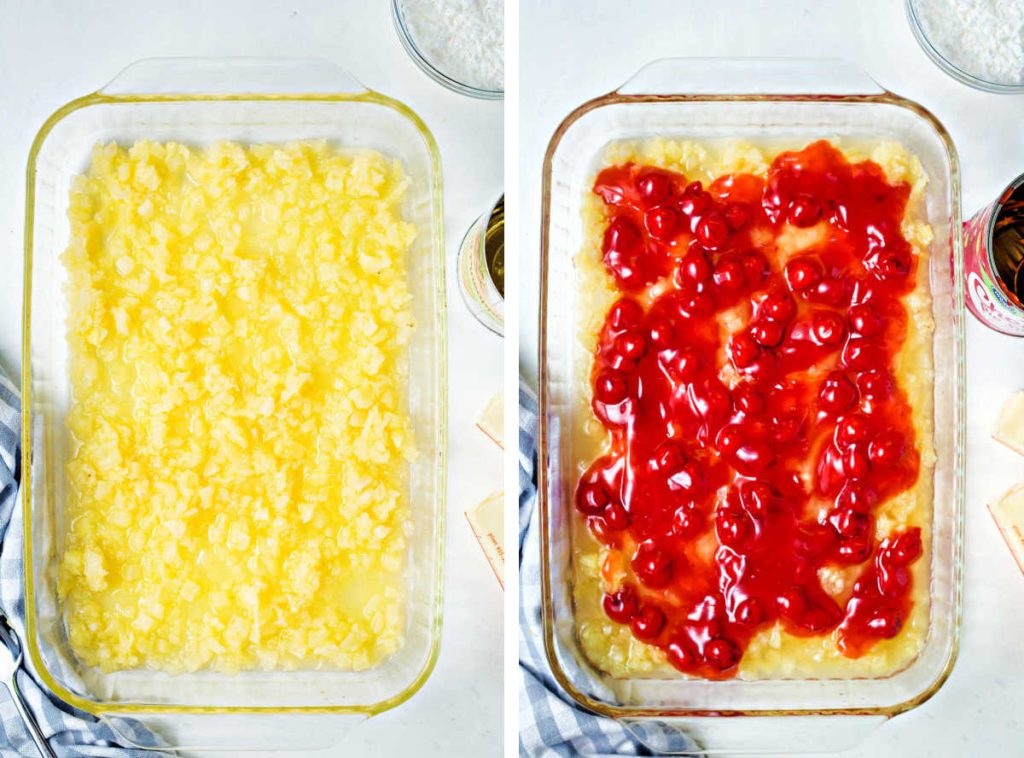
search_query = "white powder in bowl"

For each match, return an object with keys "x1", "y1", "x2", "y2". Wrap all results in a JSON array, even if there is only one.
[
  {"x1": 914, "y1": 0, "x2": 1024, "y2": 85},
  {"x1": 400, "y1": 0, "x2": 503, "y2": 92}
]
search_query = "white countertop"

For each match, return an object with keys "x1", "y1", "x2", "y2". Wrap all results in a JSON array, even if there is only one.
[
  {"x1": 520, "y1": 1, "x2": 1024, "y2": 756},
  {"x1": 0, "y1": 1, "x2": 503, "y2": 756}
]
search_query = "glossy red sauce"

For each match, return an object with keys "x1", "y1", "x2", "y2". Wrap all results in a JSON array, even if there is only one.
[{"x1": 577, "y1": 140, "x2": 924, "y2": 679}]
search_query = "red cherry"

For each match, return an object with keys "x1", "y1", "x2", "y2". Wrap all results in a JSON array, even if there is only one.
[
  {"x1": 716, "y1": 508, "x2": 752, "y2": 547},
  {"x1": 750, "y1": 319, "x2": 785, "y2": 347},
  {"x1": 730, "y1": 333, "x2": 761, "y2": 368},
  {"x1": 577, "y1": 482, "x2": 609, "y2": 515},
  {"x1": 733, "y1": 384, "x2": 765, "y2": 414},
  {"x1": 602, "y1": 587, "x2": 639, "y2": 623},
  {"x1": 733, "y1": 597, "x2": 765, "y2": 625},
  {"x1": 605, "y1": 351, "x2": 637, "y2": 373},
  {"x1": 677, "y1": 250, "x2": 712, "y2": 283},
  {"x1": 668, "y1": 462, "x2": 704, "y2": 494},
  {"x1": 595, "y1": 371, "x2": 628, "y2": 404},
  {"x1": 724, "y1": 203, "x2": 752, "y2": 230},
  {"x1": 842, "y1": 339, "x2": 885, "y2": 371},
  {"x1": 680, "y1": 190, "x2": 711, "y2": 217},
  {"x1": 877, "y1": 563, "x2": 910, "y2": 596},
  {"x1": 692, "y1": 379, "x2": 733, "y2": 420},
  {"x1": 667, "y1": 638, "x2": 699, "y2": 670},
  {"x1": 630, "y1": 605, "x2": 666, "y2": 641},
  {"x1": 742, "y1": 252, "x2": 770, "y2": 284},
  {"x1": 604, "y1": 217, "x2": 643, "y2": 258},
  {"x1": 773, "y1": 414, "x2": 804, "y2": 443},
  {"x1": 869, "y1": 431, "x2": 906, "y2": 466},
  {"x1": 866, "y1": 607, "x2": 904, "y2": 637},
  {"x1": 677, "y1": 291, "x2": 715, "y2": 318},
  {"x1": 858, "y1": 369, "x2": 894, "y2": 401},
  {"x1": 648, "y1": 319, "x2": 675, "y2": 348},
  {"x1": 837, "y1": 537, "x2": 873, "y2": 563},
  {"x1": 662, "y1": 347, "x2": 702, "y2": 382},
  {"x1": 684, "y1": 180, "x2": 704, "y2": 195},
  {"x1": 811, "y1": 311, "x2": 847, "y2": 346},
  {"x1": 704, "y1": 637, "x2": 740, "y2": 670},
  {"x1": 819, "y1": 372, "x2": 858, "y2": 412},
  {"x1": 835, "y1": 482, "x2": 878, "y2": 512},
  {"x1": 637, "y1": 172, "x2": 671, "y2": 203},
  {"x1": 672, "y1": 504, "x2": 704, "y2": 537},
  {"x1": 785, "y1": 257, "x2": 822, "y2": 291},
  {"x1": 843, "y1": 443, "x2": 871, "y2": 479},
  {"x1": 615, "y1": 332, "x2": 648, "y2": 360},
  {"x1": 716, "y1": 424, "x2": 743, "y2": 455},
  {"x1": 888, "y1": 529, "x2": 923, "y2": 565},
  {"x1": 652, "y1": 443, "x2": 687, "y2": 474},
  {"x1": 788, "y1": 195, "x2": 823, "y2": 227},
  {"x1": 632, "y1": 541, "x2": 674, "y2": 589},
  {"x1": 696, "y1": 215, "x2": 729, "y2": 249},
  {"x1": 713, "y1": 259, "x2": 747, "y2": 292},
  {"x1": 830, "y1": 507, "x2": 871, "y2": 538},
  {"x1": 608, "y1": 298, "x2": 644, "y2": 329},
  {"x1": 603, "y1": 501, "x2": 631, "y2": 530},
  {"x1": 812, "y1": 277, "x2": 852, "y2": 307},
  {"x1": 835, "y1": 414, "x2": 872, "y2": 446},
  {"x1": 734, "y1": 441, "x2": 774, "y2": 474},
  {"x1": 739, "y1": 480, "x2": 775, "y2": 518},
  {"x1": 870, "y1": 248, "x2": 913, "y2": 280},
  {"x1": 761, "y1": 292, "x2": 796, "y2": 322},
  {"x1": 849, "y1": 303, "x2": 883, "y2": 337},
  {"x1": 645, "y1": 206, "x2": 679, "y2": 240}
]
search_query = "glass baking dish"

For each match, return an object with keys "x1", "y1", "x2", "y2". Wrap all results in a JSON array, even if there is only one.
[
  {"x1": 21, "y1": 58, "x2": 446, "y2": 748},
  {"x1": 537, "y1": 59, "x2": 964, "y2": 755}
]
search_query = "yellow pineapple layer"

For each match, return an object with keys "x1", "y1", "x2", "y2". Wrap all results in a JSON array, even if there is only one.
[{"x1": 59, "y1": 140, "x2": 417, "y2": 674}]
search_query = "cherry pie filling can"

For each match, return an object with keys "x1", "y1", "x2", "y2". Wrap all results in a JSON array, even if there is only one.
[{"x1": 964, "y1": 172, "x2": 1024, "y2": 336}]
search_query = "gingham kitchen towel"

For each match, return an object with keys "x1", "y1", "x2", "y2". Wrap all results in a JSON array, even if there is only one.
[
  {"x1": 518, "y1": 383, "x2": 694, "y2": 757},
  {"x1": 0, "y1": 368, "x2": 169, "y2": 757}
]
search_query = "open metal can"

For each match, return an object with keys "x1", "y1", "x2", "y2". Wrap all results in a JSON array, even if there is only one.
[{"x1": 963, "y1": 173, "x2": 1024, "y2": 335}]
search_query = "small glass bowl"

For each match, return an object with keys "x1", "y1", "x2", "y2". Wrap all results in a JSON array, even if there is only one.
[
  {"x1": 391, "y1": 0, "x2": 503, "y2": 100},
  {"x1": 906, "y1": 0, "x2": 1024, "y2": 94}
]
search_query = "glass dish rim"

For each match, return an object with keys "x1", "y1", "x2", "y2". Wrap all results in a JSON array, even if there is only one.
[
  {"x1": 20, "y1": 86, "x2": 448, "y2": 717},
  {"x1": 537, "y1": 87, "x2": 965, "y2": 720},
  {"x1": 390, "y1": 0, "x2": 504, "y2": 100},
  {"x1": 905, "y1": 0, "x2": 1024, "y2": 94}
]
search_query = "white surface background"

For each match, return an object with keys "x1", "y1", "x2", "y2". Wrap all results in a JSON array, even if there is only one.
[
  {"x1": 519, "y1": 1, "x2": 1024, "y2": 756},
  {"x1": 0, "y1": 1, "x2": 503, "y2": 756}
]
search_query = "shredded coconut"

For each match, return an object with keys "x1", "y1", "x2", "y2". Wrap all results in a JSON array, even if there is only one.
[
  {"x1": 914, "y1": 0, "x2": 1024, "y2": 85},
  {"x1": 401, "y1": 0, "x2": 503, "y2": 92}
]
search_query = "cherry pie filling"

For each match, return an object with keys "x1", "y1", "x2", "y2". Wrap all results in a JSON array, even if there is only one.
[{"x1": 576, "y1": 140, "x2": 926, "y2": 680}]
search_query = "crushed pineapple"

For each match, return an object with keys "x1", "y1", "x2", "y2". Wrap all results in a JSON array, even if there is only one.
[{"x1": 59, "y1": 140, "x2": 417, "y2": 674}]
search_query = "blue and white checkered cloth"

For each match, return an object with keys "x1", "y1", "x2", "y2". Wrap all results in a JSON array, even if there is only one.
[
  {"x1": 518, "y1": 383, "x2": 694, "y2": 757},
  {"x1": 0, "y1": 368, "x2": 168, "y2": 757}
]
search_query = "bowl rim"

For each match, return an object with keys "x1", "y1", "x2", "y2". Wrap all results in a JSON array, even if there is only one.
[{"x1": 20, "y1": 83, "x2": 448, "y2": 717}]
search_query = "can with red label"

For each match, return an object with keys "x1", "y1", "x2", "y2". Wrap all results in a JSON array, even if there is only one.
[{"x1": 963, "y1": 173, "x2": 1024, "y2": 336}]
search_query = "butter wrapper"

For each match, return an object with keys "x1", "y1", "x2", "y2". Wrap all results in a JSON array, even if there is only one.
[
  {"x1": 466, "y1": 492, "x2": 504, "y2": 589},
  {"x1": 990, "y1": 483, "x2": 1024, "y2": 576},
  {"x1": 476, "y1": 391, "x2": 504, "y2": 449},
  {"x1": 994, "y1": 390, "x2": 1024, "y2": 458}
]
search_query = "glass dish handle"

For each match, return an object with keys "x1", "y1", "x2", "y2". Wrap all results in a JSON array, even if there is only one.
[
  {"x1": 616, "y1": 57, "x2": 885, "y2": 97},
  {"x1": 99, "y1": 57, "x2": 366, "y2": 96}
]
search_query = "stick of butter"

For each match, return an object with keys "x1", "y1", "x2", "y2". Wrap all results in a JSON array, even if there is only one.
[
  {"x1": 466, "y1": 492, "x2": 504, "y2": 589},
  {"x1": 990, "y1": 484, "x2": 1024, "y2": 575},
  {"x1": 994, "y1": 390, "x2": 1024, "y2": 457},
  {"x1": 476, "y1": 391, "x2": 503, "y2": 449}
]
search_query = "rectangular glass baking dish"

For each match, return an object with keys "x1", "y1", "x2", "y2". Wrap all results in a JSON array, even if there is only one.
[
  {"x1": 537, "y1": 59, "x2": 964, "y2": 755},
  {"x1": 20, "y1": 58, "x2": 446, "y2": 744}
]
